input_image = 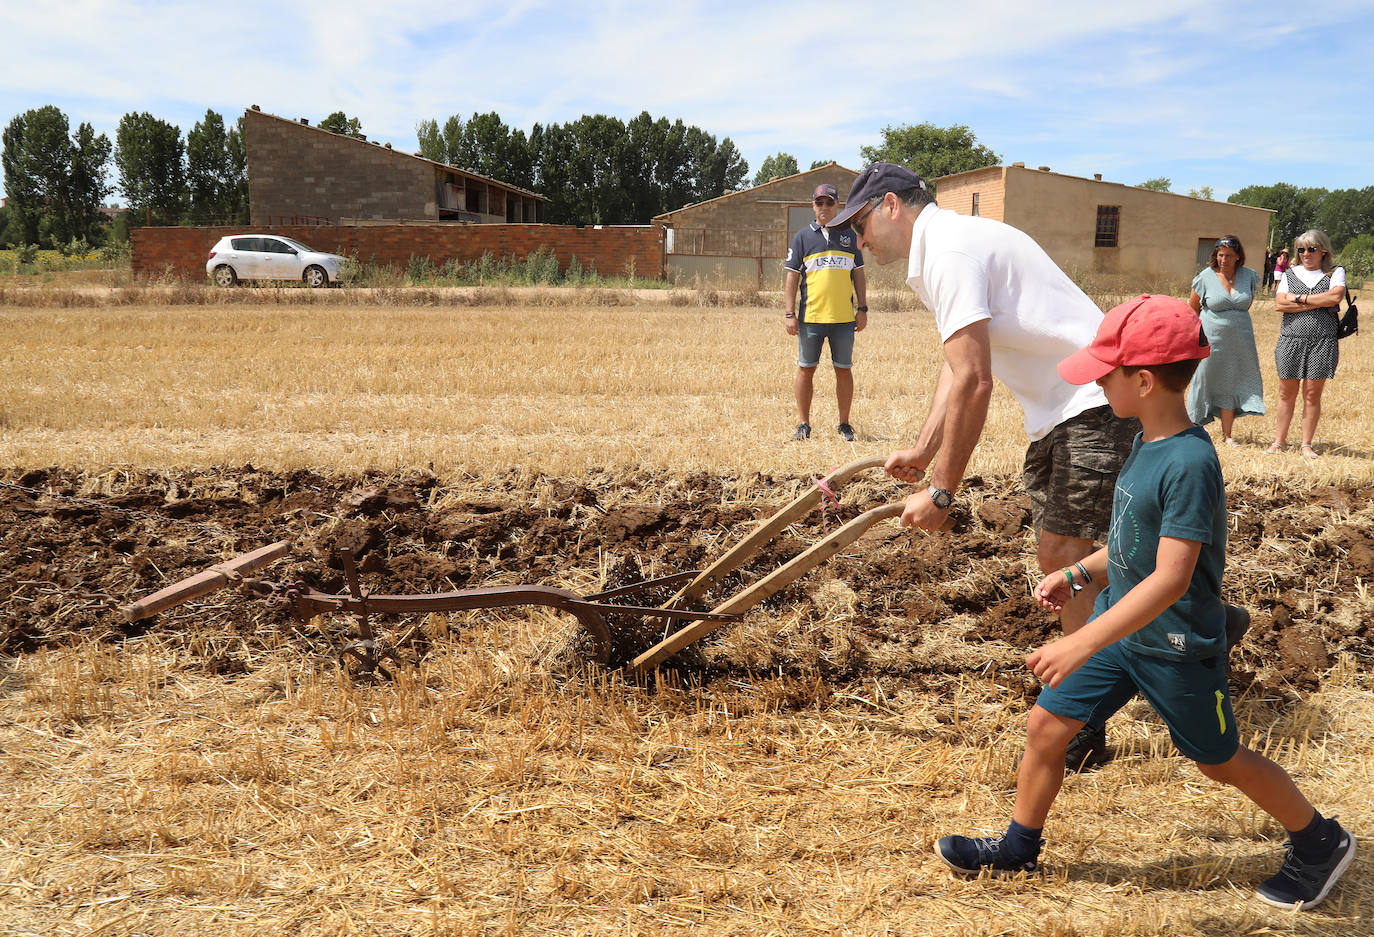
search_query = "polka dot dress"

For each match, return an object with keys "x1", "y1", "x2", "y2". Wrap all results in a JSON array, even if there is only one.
[{"x1": 1275, "y1": 270, "x2": 1339, "y2": 380}]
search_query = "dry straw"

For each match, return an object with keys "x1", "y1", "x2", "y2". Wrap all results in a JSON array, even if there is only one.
[{"x1": 2, "y1": 287, "x2": 1373, "y2": 935}]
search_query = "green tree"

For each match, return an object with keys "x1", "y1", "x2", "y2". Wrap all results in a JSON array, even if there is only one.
[
  {"x1": 115, "y1": 112, "x2": 186, "y2": 225},
  {"x1": 3, "y1": 105, "x2": 74, "y2": 244},
  {"x1": 1138, "y1": 177, "x2": 1172, "y2": 192},
  {"x1": 2, "y1": 106, "x2": 111, "y2": 245},
  {"x1": 1338, "y1": 232, "x2": 1374, "y2": 280},
  {"x1": 186, "y1": 109, "x2": 246, "y2": 224},
  {"x1": 1315, "y1": 186, "x2": 1374, "y2": 250},
  {"x1": 317, "y1": 112, "x2": 363, "y2": 137},
  {"x1": 415, "y1": 118, "x2": 445, "y2": 162},
  {"x1": 809, "y1": 159, "x2": 831, "y2": 170},
  {"x1": 1229, "y1": 183, "x2": 1323, "y2": 249},
  {"x1": 1187, "y1": 185, "x2": 1214, "y2": 200},
  {"x1": 752, "y1": 152, "x2": 799, "y2": 187},
  {"x1": 67, "y1": 121, "x2": 113, "y2": 240},
  {"x1": 859, "y1": 123, "x2": 998, "y2": 180}
]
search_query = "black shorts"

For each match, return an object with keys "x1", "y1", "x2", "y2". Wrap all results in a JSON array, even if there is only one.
[{"x1": 1022, "y1": 405, "x2": 1139, "y2": 541}]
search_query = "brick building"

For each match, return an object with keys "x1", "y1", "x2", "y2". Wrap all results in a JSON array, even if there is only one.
[
  {"x1": 243, "y1": 107, "x2": 546, "y2": 226},
  {"x1": 653, "y1": 163, "x2": 861, "y2": 287},
  {"x1": 935, "y1": 164, "x2": 1273, "y2": 282}
]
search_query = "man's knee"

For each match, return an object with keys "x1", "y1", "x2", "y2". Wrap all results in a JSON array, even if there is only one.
[{"x1": 1036, "y1": 534, "x2": 1095, "y2": 574}]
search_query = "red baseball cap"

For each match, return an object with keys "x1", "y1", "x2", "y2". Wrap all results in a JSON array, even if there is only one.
[
  {"x1": 1058, "y1": 294, "x2": 1210, "y2": 385},
  {"x1": 813, "y1": 184, "x2": 838, "y2": 200}
]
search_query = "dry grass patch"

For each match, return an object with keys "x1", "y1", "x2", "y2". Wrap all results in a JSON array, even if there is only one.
[
  {"x1": 3, "y1": 289, "x2": 1374, "y2": 934},
  {"x1": 2, "y1": 636, "x2": 1370, "y2": 936}
]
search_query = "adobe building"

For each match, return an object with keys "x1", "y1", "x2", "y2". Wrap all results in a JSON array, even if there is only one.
[
  {"x1": 934, "y1": 164, "x2": 1273, "y2": 282},
  {"x1": 652, "y1": 163, "x2": 861, "y2": 286},
  {"x1": 242, "y1": 107, "x2": 546, "y2": 226}
]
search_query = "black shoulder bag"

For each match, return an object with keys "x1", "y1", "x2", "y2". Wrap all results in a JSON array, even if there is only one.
[{"x1": 1337, "y1": 288, "x2": 1358, "y2": 339}]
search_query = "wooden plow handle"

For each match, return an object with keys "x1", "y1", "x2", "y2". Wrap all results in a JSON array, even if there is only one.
[
  {"x1": 629, "y1": 501, "x2": 905, "y2": 674},
  {"x1": 120, "y1": 541, "x2": 293, "y2": 622},
  {"x1": 660, "y1": 455, "x2": 892, "y2": 610}
]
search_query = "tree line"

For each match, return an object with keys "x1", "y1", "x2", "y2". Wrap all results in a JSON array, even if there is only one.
[
  {"x1": 1, "y1": 105, "x2": 252, "y2": 248},
  {"x1": 7, "y1": 102, "x2": 1367, "y2": 266},
  {"x1": 414, "y1": 110, "x2": 749, "y2": 225}
]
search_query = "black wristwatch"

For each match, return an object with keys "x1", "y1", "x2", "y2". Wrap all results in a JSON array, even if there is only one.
[
  {"x1": 856, "y1": 305, "x2": 868, "y2": 312},
  {"x1": 928, "y1": 486, "x2": 953, "y2": 509}
]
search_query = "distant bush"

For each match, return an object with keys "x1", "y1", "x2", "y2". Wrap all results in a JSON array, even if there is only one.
[{"x1": 1338, "y1": 234, "x2": 1374, "y2": 283}]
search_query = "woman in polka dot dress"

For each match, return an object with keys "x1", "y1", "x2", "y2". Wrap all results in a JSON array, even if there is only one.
[{"x1": 1270, "y1": 230, "x2": 1346, "y2": 458}]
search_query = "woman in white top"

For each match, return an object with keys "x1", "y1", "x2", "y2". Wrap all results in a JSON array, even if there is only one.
[{"x1": 1270, "y1": 229, "x2": 1345, "y2": 458}]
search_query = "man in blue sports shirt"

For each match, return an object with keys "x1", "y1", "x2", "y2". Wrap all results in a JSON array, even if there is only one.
[{"x1": 783, "y1": 183, "x2": 868, "y2": 441}]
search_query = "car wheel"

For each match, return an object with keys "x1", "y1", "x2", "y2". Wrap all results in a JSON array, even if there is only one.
[
  {"x1": 212, "y1": 265, "x2": 238, "y2": 288},
  {"x1": 303, "y1": 265, "x2": 329, "y2": 288}
]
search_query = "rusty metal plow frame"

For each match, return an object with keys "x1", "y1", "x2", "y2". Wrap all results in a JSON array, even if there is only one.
[{"x1": 118, "y1": 456, "x2": 907, "y2": 678}]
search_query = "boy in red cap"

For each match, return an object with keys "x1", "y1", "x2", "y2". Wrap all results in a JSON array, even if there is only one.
[{"x1": 935, "y1": 295, "x2": 1355, "y2": 910}]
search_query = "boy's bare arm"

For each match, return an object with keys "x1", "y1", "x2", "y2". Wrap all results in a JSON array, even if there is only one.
[{"x1": 1028, "y1": 536, "x2": 1202, "y2": 688}]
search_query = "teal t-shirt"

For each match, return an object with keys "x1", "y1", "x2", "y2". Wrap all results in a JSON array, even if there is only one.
[{"x1": 1091, "y1": 426, "x2": 1227, "y2": 660}]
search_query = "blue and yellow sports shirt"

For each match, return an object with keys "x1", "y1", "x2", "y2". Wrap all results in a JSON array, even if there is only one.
[{"x1": 784, "y1": 223, "x2": 864, "y2": 324}]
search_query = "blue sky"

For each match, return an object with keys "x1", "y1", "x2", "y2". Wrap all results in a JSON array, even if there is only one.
[{"x1": 4, "y1": 0, "x2": 1374, "y2": 204}]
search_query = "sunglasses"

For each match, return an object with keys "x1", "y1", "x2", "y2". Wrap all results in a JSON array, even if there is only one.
[
  {"x1": 813, "y1": 197, "x2": 836, "y2": 206},
  {"x1": 1215, "y1": 238, "x2": 1239, "y2": 249},
  {"x1": 850, "y1": 197, "x2": 882, "y2": 236},
  {"x1": 1296, "y1": 246, "x2": 1323, "y2": 254}
]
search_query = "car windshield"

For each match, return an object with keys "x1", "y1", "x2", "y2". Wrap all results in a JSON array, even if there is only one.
[{"x1": 277, "y1": 237, "x2": 315, "y2": 253}]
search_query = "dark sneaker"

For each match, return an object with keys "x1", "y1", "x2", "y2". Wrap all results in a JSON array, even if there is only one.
[
  {"x1": 837, "y1": 422, "x2": 856, "y2": 441},
  {"x1": 935, "y1": 834, "x2": 1041, "y2": 877},
  {"x1": 1224, "y1": 604, "x2": 1251, "y2": 649},
  {"x1": 791, "y1": 422, "x2": 811, "y2": 441},
  {"x1": 1065, "y1": 723, "x2": 1108, "y2": 771},
  {"x1": 1256, "y1": 824, "x2": 1356, "y2": 910}
]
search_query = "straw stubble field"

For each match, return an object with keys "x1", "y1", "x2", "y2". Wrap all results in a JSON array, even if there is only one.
[{"x1": 2, "y1": 289, "x2": 1373, "y2": 936}]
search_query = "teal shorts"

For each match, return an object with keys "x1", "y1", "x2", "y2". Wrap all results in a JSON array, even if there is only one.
[{"x1": 1036, "y1": 640, "x2": 1239, "y2": 765}]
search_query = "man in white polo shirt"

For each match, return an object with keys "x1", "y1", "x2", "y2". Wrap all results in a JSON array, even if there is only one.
[{"x1": 831, "y1": 162, "x2": 1138, "y2": 769}]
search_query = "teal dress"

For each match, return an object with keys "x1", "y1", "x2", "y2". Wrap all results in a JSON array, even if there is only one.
[{"x1": 1187, "y1": 266, "x2": 1265, "y2": 426}]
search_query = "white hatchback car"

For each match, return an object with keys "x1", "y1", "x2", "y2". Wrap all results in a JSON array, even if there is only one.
[{"x1": 206, "y1": 235, "x2": 345, "y2": 288}]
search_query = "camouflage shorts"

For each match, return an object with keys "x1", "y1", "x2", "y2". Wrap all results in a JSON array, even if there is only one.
[{"x1": 1022, "y1": 405, "x2": 1140, "y2": 541}]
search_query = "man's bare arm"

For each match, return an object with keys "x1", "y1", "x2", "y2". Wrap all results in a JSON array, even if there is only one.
[{"x1": 928, "y1": 319, "x2": 995, "y2": 492}]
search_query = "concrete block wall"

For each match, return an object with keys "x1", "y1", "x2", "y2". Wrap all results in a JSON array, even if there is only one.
[
  {"x1": 245, "y1": 109, "x2": 437, "y2": 224},
  {"x1": 132, "y1": 224, "x2": 665, "y2": 281},
  {"x1": 656, "y1": 165, "x2": 861, "y2": 237}
]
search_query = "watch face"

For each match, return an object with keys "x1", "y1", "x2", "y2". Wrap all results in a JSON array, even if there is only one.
[{"x1": 930, "y1": 488, "x2": 953, "y2": 509}]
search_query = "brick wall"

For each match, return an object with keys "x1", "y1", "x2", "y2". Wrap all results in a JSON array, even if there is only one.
[
  {"x1": 933, "y1": 167, "x2": 1006, "y2": 222},
  {"x1": 132, "y1": 224, "x2": 665, "y2": 281}
]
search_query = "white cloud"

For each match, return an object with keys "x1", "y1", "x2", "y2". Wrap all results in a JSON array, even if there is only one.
[{"x1": 3, "y1": 0, "x2": 1374, "y2": 195}]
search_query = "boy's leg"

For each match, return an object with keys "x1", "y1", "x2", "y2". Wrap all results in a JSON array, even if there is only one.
[
  {"x1": 1198, "y1": 747, "x2": 1355, "y2": 910},
  {"x1": 1136, "y1": 654, "x2": 1355, "y2": 911},
  {"x1": 937, "y1": 647, "x2": 1136, "y2": 877}
]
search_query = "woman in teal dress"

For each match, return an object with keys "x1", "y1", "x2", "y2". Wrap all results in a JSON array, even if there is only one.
[{"x1": 1187, "y1": 235, "x2": 1265, "y2": 444}]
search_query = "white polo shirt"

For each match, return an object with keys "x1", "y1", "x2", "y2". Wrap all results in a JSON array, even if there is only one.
[{"x1": 905, "y1": 204, "x2": 1109, "y2": 441}]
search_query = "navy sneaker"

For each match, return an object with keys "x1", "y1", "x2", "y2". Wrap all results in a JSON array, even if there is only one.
[
  {"x1": 837, "y1": 422, "x2": 856, "y2": 441},
  {"x1": 935, "y1": 834, "x2": 1041, "y2": 877},
  {"x1": 791, "y1": 422, "x2": 811, "y2": 441},
  {"x1": 1065, "y1": 723, "x2": 1109, "y2": 771},
  {"x1": 1256, "y1": 824, "x2": 1356, "y2": 910}
]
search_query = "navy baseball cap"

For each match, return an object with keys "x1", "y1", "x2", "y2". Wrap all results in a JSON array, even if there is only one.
[
  {"x1": 813, "y1": 184, "x2": 838, "y2": 200},
  {"x1": 831, "y1": 162, "x2": 930, "y2": 227}
]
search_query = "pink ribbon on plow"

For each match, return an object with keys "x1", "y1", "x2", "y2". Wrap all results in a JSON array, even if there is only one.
[{"x1": 813, "y1": 469, "x2": 840, "y2": 526}]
